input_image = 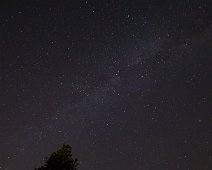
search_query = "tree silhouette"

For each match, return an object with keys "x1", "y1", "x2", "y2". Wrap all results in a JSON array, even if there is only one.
[{"x1": 35, "y1": 144, "x2": 78, "y2": 170}]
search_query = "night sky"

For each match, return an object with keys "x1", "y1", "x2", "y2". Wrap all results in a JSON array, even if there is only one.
[{"x1": 1, "y1": 1, "x2": 212, "y2": 170}]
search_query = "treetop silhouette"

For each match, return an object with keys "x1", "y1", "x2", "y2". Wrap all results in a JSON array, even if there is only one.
[{"x1": 35, "y1": 144, "x2": 78, "y2": 170}]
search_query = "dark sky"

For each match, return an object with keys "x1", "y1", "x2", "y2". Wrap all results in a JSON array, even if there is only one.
[{"x1": 0, "y1": 1, "x2": 212, "y2": 170}]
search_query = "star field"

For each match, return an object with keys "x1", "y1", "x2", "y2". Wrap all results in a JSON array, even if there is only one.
[{"x1": 0, "y1": 1, "x2": 212, "y2": 170}]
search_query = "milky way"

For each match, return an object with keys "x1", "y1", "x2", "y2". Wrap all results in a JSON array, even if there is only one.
[{"x1": 1, "y1": 1, "x2": 212, "y2": 170}]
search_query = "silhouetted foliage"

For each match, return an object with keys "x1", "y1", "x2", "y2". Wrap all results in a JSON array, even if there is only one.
[{"x1": 35, "y1": 144, "x2": 78, "y2": 170}]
